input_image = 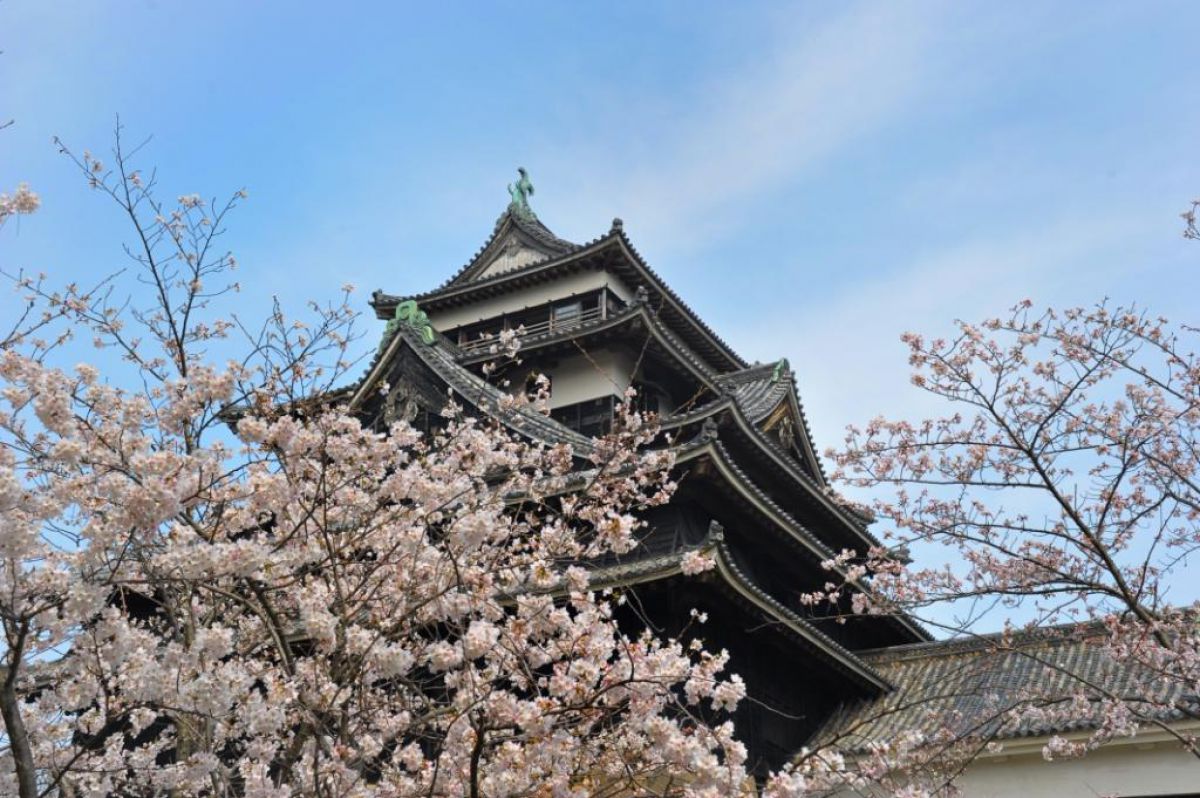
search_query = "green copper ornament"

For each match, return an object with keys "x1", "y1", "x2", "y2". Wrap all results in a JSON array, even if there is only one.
[
  {"x1": 507, "y1": 167, "x2": 536, "y2": 220},
  {"x1": 382, "y1": 300, "x2": 436, "y2": 348},
  {"x1": 770, "y1": 358, "x2": 790, "y2": 384}
]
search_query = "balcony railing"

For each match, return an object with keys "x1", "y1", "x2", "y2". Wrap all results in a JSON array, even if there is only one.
[{"x1": 458, "y1": 306, "x2": 605, "y2": 355}]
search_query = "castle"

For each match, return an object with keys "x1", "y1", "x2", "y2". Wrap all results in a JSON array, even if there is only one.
[{"x1": 339, "y1": 173, "x2": 1199, "y2": 794}]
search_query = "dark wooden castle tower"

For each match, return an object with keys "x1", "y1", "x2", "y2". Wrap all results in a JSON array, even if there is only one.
[{"x1": 342, "y1": 173, "x2": 929, "y2": 777}]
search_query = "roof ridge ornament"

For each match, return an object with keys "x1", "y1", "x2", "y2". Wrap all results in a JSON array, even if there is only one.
[
  {"x1": 381, "y1": 300, "x2": 436, "y2": 349},
  {"x1": 770, "y1": 358, "x2": 791, "y2": 384},
  {"x1": 507, "y1": 167, "x2": 536, "y2": 221}
]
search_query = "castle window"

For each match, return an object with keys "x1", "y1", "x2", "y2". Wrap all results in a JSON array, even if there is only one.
[
  {"x1": 551, "y1": 300, "x2": 583, "y2": 328},
  {"x1": 550, "y1": 396, "x2": 614, "y2": 437}
]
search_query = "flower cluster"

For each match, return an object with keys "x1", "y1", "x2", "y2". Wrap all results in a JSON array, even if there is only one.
[{"x1": 0, "y1": 182, "x2": 39, "y2": 225}]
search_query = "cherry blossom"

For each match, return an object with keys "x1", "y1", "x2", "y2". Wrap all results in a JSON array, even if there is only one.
[
  {"x1": 0, "y1": 134, "x2": 752, "y2": 797},
  {"x1": 813, "y1": 299, "x2": 1200, "y2": 790}
]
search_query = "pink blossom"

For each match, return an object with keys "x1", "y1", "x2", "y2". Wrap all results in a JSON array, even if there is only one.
[{"x1": 681, "y1": 550, "x2": 715, "y2": 575}]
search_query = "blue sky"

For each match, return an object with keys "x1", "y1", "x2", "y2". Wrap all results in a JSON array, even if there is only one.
[{"x1": 4, "y1": 1, "x2": 1199, "y2": 461}]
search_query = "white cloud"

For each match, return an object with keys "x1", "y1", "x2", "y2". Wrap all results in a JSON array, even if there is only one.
[{"x1": 543, "y1": 3, "x2": 951, "y2": 250}]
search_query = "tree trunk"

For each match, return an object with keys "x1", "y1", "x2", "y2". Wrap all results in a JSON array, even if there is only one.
[{"x1": 0, "y1": 665, "x2": 39, "y2": 798}]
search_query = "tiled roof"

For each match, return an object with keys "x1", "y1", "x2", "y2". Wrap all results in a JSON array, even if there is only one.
[
  {"x1": 708, "y1": 532, "x2": 891, "y2": 691},
  {"x1": 341, "y1": 313, "x2": 928, "y2": 648},
  {"x1": 816, "y1": 626, "x2": 1197, "y2": 752},
  {"x1": 372, "y1": 219, "x2": 748, "y2": 373},
  {"x1": 349, "y1": 320, "x2": 596, "y2": 455},
  {"x1": 370, "y1": 238, "x2": 605, "y2": 316},
  {"x1": 663, "y1": 383, "x2": 885, "y2": 554},
  {"x1": 346, "y1": 296, "x2": 904, "y2": 607},
  {"x1": 502, "y1": 211, "x2": 578, "y2": 256},
  {"x1": 714, "y1": 362, "x2": 792, "y2": 423},
  {"x1": 444, "y1": 207, "x2": 580, "y2": 288},
  {"x1": 608, "y1": 225, "x2": 747, "y2": 372},
  {"x1": 672, "y1": 422, "x2": 926, "y2": 646},
  {"x1": 711, "y1": 361, "x2": 833, "y2": 490},
  {"x1": 699, "y1": 438, "x2": 840, "y2": 564},
  {"x1": 586, "y1": 525, "x2": 892, "y2": 692}
]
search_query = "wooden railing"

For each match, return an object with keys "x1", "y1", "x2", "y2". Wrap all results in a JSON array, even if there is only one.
[{"x1": 458, "y1": 306, "x2": 605, "y2": 355}]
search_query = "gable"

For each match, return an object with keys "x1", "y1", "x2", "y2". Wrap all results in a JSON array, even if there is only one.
[
  {"x1": 762, "y1": 395, "x2": 825, "y2": 484},
  {"x1": 477, "y1": 232, "x2": 559, "y2": 279},
  {"x1": 445, "y1": 207, "x2": 579, "y2": 287},
  {"x1": 715, "y1": 361, "x2": 825, "y2": 483}
]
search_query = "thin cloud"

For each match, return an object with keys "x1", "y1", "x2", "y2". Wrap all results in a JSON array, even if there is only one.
[
  {"x1": 544, "y1": 3, "x2": 950, "y2": 251},
  {"x1": 743, "y1": 209, "x2": 1166, "y2": 461}
]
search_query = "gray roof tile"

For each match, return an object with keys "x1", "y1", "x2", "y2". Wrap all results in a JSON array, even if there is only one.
[{"x1": 816, "y1": 626, "x2": 1196, "y2": 751}]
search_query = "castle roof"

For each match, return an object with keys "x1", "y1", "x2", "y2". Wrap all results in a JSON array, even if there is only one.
[
  {"x1": 441, "y1": 205, "x2": 581, "y2": 287},
  {"x1": 348, "y1": 317, "x2": 596, "y2": 455},
  {"x1": 371, "y1": 218, "x2": 748, "y2": 374},
  {"x1": 815, "y1": 624, "x2": 1197, "y2": 753},
  {"x1": 586, "y1": 522, "x2": 894, "y2": 694}
]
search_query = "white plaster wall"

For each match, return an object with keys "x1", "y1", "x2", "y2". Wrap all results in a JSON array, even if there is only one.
[
  {"x1": 545, "y1": 351, "x2": 635, "y2": 409},
  {"x1": 426, "y1": 270, "x2": 634, "y2": 332},
  {"x1": 953, "y1": 742, "x2": 1200, "y2": 797}
]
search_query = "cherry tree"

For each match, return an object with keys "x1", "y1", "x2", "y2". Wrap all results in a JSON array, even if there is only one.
[
  {"x1": 0, "y1": 132, "x2": 754, "y2": 797},
  {"x1": 820, "y1": 297, "x2": 1200, "y2": 781}
]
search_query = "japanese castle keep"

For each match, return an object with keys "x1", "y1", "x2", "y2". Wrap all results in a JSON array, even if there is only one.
[
  {"x1": 336, "y1": 172, "x2": 1200, "y2": 794},
  {"x1": 340, "y1": 170, "x2": 930, "y2": 778}
]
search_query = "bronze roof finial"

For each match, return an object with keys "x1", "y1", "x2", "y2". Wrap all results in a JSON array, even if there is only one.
[{"x1": 507, "y1": 167, "x2": 536, "y2": 220}]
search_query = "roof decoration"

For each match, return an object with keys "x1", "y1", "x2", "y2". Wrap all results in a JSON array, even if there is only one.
[
  {"x1": 381, "y1": 300, "x2": 436, "y2": 349},
  {"x1": 771, "y1": 358, "x2": 790, "y2": 384},
  {"x1": 507, "y1": 167, "x2": 536, "y2": 220}
]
